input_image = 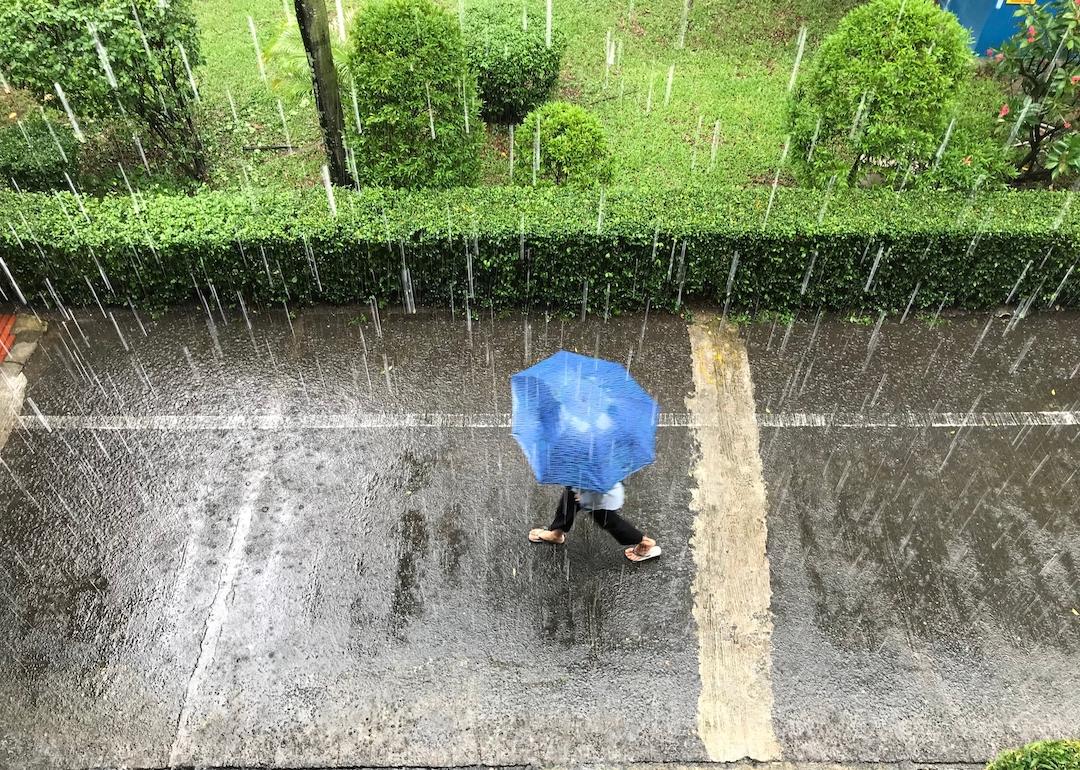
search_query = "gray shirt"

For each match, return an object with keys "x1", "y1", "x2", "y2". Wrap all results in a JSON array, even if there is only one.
[{"x1": 573, "y1": 482, "x2": 625, "y2": 511}]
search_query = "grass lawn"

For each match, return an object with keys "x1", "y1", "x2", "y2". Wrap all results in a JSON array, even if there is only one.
[
  {"x1": 477, "y1": 0, "x2": 863, "y2": 187},
  {"x1": 190, "y1": 0, "x2": 1002, "y2": 192},
  {"x1": 193, "y1": 0, "x2": 330, "y2": 189}
]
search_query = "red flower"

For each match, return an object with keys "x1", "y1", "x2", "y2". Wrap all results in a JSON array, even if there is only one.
[
  {"x1": 1028, "y1": 25, "x2": 1036, "y2": 35},
  {"x1": 999, "y1": 104, "x2": 1010, "y2": 118},
  {"x1": 986, "y1": 48, "x2": 994, "y2": 56},
  {"x1": 1065, "y1": 121, "x2": 1073, "y2": 129},
  {"x1": 1028, "y1": 35, "x2": 1036, "y2": 43},
  {"x1": 1072, "y1": 74, "x2": 1080, "y2": 84}
]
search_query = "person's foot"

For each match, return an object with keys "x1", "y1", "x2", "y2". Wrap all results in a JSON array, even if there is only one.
[
  {"x1": 625, "y1": 536, "x2": 661, "y2": 562},
  {"x1": 529, "y1": 528, "x2": 566, "y2": 544}
]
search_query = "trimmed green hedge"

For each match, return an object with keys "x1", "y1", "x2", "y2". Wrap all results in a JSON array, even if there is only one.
[{"x1": 1, "y1": 186, "x2": 1078, "y2": 313}]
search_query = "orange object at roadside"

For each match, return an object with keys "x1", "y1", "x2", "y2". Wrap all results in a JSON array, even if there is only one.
[{"x1": 0, "y1": 314, "x2": 14, "y2": 363}]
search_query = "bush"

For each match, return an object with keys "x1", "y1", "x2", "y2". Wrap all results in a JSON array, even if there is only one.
[
  {"x1": 0, "y1": 91, "x2": 78, "y2": 191},
  {"x1": 465, "y1": 5, "x2": 564, "y2": 125},
  {"x1": 0, "y1": 0, "x2": 206, "y2": 179},
  {"x1": 345, "y1": 0, "x2": 482, "y2": 188},
  {"x1": 0, "y1": 113, "x2": 78, "y2": 192},
  {"x1": 990, "y1": 0, "x2": 1080, "y2": 186},
  {"x1": 516, "y1": 102, "x2": 612, "y2": 186},
  {"x1": 1, "y1": 186, "x2": 1078, "y2": 315},
  {"x1": 789, "y1": 0, "x2": 974, "y2": 189},
  {"x1": 908, "y1": 77, "x2": 1013, "y2": 192},
  {"x1": 987, "y1": 741, "x2": 1080, "y2": 770}
]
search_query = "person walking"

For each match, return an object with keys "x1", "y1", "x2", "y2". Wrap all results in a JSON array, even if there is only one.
[{"x1": 529, "y1": 483, "x2": 661, "y2": 562}]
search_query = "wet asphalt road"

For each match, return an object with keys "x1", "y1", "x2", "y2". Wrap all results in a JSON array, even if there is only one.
[
  {"x1": 0, "y1": 308, "x2": 701, "y2": 768},
  {"x1": 748, "y1": 311, "x2": 1080, "y2": 761},
  {"x1": 0, "y1": 303, "x2": 1078, "y2": 768}
]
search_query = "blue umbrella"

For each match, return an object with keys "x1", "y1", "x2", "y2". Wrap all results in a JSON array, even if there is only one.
[{"x1": 510, "y1": 350, "x2": 659, "y2": 492}]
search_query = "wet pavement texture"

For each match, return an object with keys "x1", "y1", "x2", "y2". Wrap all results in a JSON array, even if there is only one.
[
  {"x1": 0, "y1": 303, "x2": 1078, "y2": 768},
  {"x1": 747, "y1": 311, "x2": 1080, "y2": 762},
  {"x1": 0, "y1": 307, "x2": 702, "y2": 768}
]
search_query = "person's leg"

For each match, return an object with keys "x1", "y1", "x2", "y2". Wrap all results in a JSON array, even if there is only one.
[
  {"x1": 530, "y1": 487, "x2": 578, "y2": 543},
  {"x1": 590, "y1": 508, "x2": 661, "y2": 561},
  {"x1": 549, "y1": 487, "x2": 579, "y2": 532},
  {"x1": 589, "y1": 508, "x2": 644, "y2": 546}
]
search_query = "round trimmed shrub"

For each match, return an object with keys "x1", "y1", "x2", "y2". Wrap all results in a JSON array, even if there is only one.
[
  {"x1": 789, "y1": 0, "x2": 973, "y2": 189},
  {"x1": 346, "y1": 0, "x2": 482, "y2": 189},
  {"x1": 515, "y1": 101, "x2": 612, "y2": 186},
  {"x1": 465, "y1": 6, "x2": 564, "y2": 125},
  {"x1": 987, "y1": 741, "x2": 1080, "y2": 770}
]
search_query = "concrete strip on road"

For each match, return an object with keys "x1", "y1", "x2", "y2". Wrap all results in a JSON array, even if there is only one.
[
  {"x1": 169, "y1": 465, "x2": 270, "y2": 767},
  {"x1": 0, "y1": 368, "x2": 26, "y2": 451},
  {"x1": 0, "y1": 314, "x2": 46, "y2": 454},
  {"x1": 685, "y1": 317, "x2": 781, "y2": 762}
]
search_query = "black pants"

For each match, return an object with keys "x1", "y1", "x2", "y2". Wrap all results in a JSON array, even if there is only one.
[{"x1": 549, "y1": 487, "x2": 644, "y2": 546}]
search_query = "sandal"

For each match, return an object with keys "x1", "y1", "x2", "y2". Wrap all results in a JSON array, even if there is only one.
[
  {"x1": 625, "y1": 537, "x2": 662, "y2": 562},
  {"x1": 529, "y1": 528, "x2": 566, "y2": 544}
]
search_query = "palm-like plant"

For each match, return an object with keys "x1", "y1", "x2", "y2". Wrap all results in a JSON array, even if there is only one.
[{"x1": 265, "y1": 16, "x2": 350, "y2": 108}]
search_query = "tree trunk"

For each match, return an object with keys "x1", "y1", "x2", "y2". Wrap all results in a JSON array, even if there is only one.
[
  {"x1": 847, "y1": 153, "x2": 864, "y2": 187},
  {"x1": 189, "y1": 135, "x2": 209, "y2": 182},
  {"x1": 185, "y1": 108, "x2": 210, "y2": 182},
  {"x1": 295, "y1": 0, "x2": 351, "y2": 186}
]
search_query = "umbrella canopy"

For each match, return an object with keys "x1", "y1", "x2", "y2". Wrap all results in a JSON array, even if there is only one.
[{"x1": 510, "y1": 350, "x2": 658, "y2": 492}]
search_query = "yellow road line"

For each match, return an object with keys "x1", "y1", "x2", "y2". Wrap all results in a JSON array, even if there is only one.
[{"x1": 686, "y1": 316, "x2": 781, "y2": 762}]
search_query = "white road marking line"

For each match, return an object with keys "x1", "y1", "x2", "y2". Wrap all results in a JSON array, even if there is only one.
[
  {"x1": 756, "y1": 411, "x2": 1080, "y2": 428},
  {"x1": 15, "y1": 410, "x2": 1080, "y2": 431}
]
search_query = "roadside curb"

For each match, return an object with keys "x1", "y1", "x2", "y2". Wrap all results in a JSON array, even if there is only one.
[
  {"x1": 57, "y1": 762, "x2": 991, "y2": 770},
  {"x1": 562, "y1": 764, "x2": 988, "y2": 770},
  {"x1": 0, "y1": 313, "x2": 46, "y2": 454}
]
